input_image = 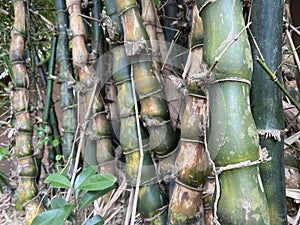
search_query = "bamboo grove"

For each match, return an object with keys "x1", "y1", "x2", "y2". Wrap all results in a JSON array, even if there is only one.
[{"x1": 3, "y1": 0, "x2": 297, "y2": 224}]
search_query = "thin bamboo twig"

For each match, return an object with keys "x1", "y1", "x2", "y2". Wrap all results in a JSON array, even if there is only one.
[
  {"x1": 284, "y1": 22, "x2": 300, "y2": 75},
  {"x1": 129, "y1": 65, "x2": 144, "y2": 225},
  {"x1": 255, "y1": 56, "x2": 300, "y2": 112},
  {"x1": 66, "y1": 82, "x2": 98, "y2": 201},
  {"x1": 29, "y1": 9, "x2": 54, "y2": 30},
  {"x1": 206, "y1": 22, "x2": 252, "y2": 77}
]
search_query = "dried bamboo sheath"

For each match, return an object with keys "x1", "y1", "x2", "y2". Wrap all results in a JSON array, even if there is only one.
[{"x1": 10, "y1": 0, "x2": 38, "y2": 211}]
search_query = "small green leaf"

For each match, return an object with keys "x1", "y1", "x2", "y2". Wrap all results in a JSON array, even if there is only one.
[
  {"x1": 0, "y1": 171, "x2": 10, "y2": 187},
  {"x1": 37, "y1": 136, "x2": 50, "y2": 148},
  {"x1": 78, "y1": 174, "x2": 116, "y2": 191},
  {"x1": 55, "y1": 155, "x2": 63, "y2": 161},
  {"x1": 44, "y1": 173, "x2": 72, "y2": 189},
  {"x1": 74, "y1": 166, "x2": 97, "y2": 190},
  {"x1": 52, "y1": 139, "x2": 60, "y2": 147},
  {"x1": 84, "y1": 215, "x2": 104, "y2": 225},
  {"x1": 0, "y1": 147, "x2": 9, "y2": 160},
  {"x1": 31, "y1": 205, "x2": 74, "y2": 225},
  {"x1": 78, "y1": 188, "x2": 113, "y2": 211}
]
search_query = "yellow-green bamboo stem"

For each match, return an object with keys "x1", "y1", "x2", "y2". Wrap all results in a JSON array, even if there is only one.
[
  {"x1": 9, "y1": 0, "x2": 42, "y2": 223},
  {"x1": 106, "y1": 1, "x2": 168, "y2": 222},
  {"x1": 112, "y1": 45, "x2": 168, "y2": 224},
  {"x1": 168, "y1": 6, "x2": 210, "y2": 224},
  {"x1": 114, "y1": 0, "x2": 178, "y2": 157},
  {"x1": 197, "y1": 0, "x2": 270, "y2": 223}
]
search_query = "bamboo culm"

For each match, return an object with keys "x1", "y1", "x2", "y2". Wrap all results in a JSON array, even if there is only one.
[
  {"x1": 55, "y1": 0, "x2": 77, "y2": 173},
  {"x1": 10, "y1": 0, "x2": 43, "y2": 223},
  {"x1": 250, "y1": 0, "x2": 287, "y2": 223},
  {"x1": 106, "y1": 1, "x2": 168, "y2": 223},
  {"x1": 168, "y1": 5, "x2": 210, "y2": 224},
  {"x1": 65, "y1": 0, "x2": 115, "y2": 175},
  {"x1": 197, "y1": 0, "x2": 270, "y2": 223}
]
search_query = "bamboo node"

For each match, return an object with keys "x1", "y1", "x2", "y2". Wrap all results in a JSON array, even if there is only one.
[
  {"x1": 198, "y1": 0, "x2": 217, "y2": 13},
  {"x1": 143, "y1": 204, "x2": 168, "y2": 222},
  {"x1": 180, "y1": 138, "x2": 204, "y2": 144},
  {"x1": 173, "y1": 175, "x2": 205, "y2": 192},
  {"x1": 122, "y1": 143, "x2": 150, "y2": 155},
  {"x1": 118, "y1": 4, "x2": 137, "y2": 17},
  {"x1": 11, "y1": 27, "x2": 26, "y2": 36},
  {"x1": 124, "y1": 37, "x2": 148, "y2": 57},
  {"x1": 138, "y1": 87, "x2": 163, "y2": 99},
  {"x1": 155, "y1": 144, "x2": 179, "y2": 159},
  {"x1": 215, "y1": 149, "x2": 271, "y2": 175},
  {"x1": 142, "y1": 115, "x2": 170, "y2": 127},
  {"x1": 210, "y1": 77, "x2": 251, "y2": 86}
]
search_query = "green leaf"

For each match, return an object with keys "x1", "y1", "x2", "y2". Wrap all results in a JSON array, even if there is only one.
[
  {"x1": 31, "y1": 205, "x2": 74, "y2": 225},
  {"x1": 37, "y1": 136, "x2": 50, "y2": 148},
  {"x1": 78, "y1": 174, "x2": 117, "y2": 191},
  {"x1": 78, "y1": 188, "x2": 113, "y2": 211},
  {"x1": 0, "y1": 171, "x2": 10, "y2": 193},
  {"x1": 74, "y1": 166, "x2": 97, "y2": 190},
  {"x1": 52, "y1": 139, "x2": 60, "y2": 147},
  {"x1": 51, "y1": 198, "x2": 76, "y2": 223},
  {"x1": 0, "y1": 171, "x2": 10, "y2": 187},
  {"x1": 55, "y1": 155, "x2": 63, "y2": 161},
  {"x1": 44, "y1": 173, "x2": 72, "y2": 189},
  {"x1": 0, "y1": 147, "x2": 9, "y2": 161},
  {"x1": 84, "y1": 215, "x2": 104, "y2": 225},
  {"x1": 51, "y1": 197, "x2": 69, "y2": 209}
]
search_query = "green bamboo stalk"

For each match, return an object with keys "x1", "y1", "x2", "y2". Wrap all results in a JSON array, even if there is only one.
[
  {"x1": 106, "y1": 1, "x2": 168, "y2": 223},
  {"x1": 42, "y1": 36, "x2": 57, "y2": 124},
  {"x1": 168, "y1": 6, "x2": 210, "y2": 224},
  {"x1": 9, "y1": 0, "x2": 43, "y2": 223},
  {"x1": 55, "y1": 0, "x2": 77, "y2": 173},
  {"x1": 197, "y1": 0, "x2": 270, "y2": 223},
  {"x1": 35, "y1": 36, "x2": 60, "y2": 167},
  {"x1": 114, "y1": 0, "x2": 178, "y2": 158},
  {"x1": 249, "y1": 1, "x2": 287, "y2": 223}
]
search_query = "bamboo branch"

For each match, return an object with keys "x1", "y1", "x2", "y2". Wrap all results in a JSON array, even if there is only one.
[{"x1": 255, "y1": 56, "x2": 300, "y2": 112}]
